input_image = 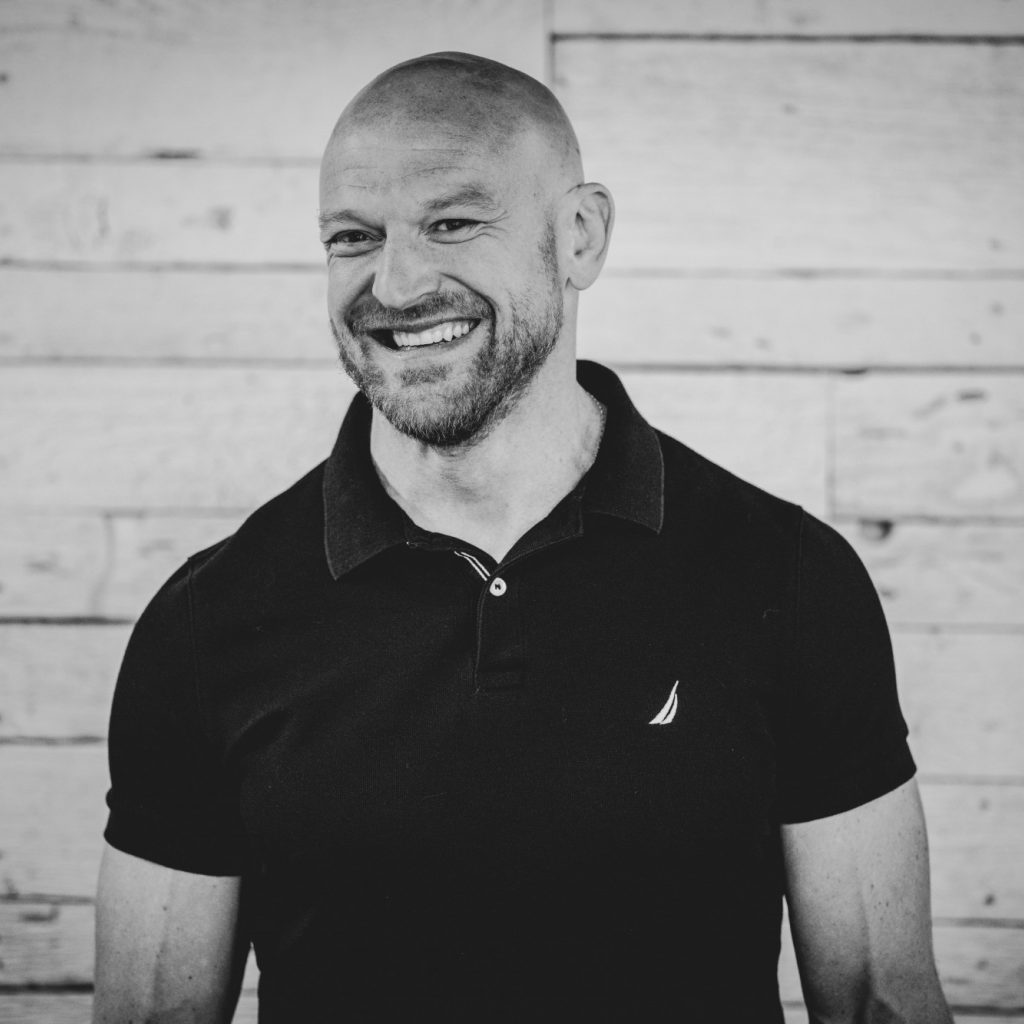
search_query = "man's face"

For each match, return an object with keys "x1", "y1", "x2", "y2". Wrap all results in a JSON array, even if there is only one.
[{"x1": 319, "y1": 118, "x2": 565, "y2": 446}]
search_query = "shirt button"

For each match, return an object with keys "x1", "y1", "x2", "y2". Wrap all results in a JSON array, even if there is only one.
[{"x1": 489, "y1": 577, "x2": 508, "y2": 597}]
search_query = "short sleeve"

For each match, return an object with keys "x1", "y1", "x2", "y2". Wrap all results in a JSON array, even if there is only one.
[
  {"x1": 777, "y1": 512, "x2": 916, "y2": 824},
  {"x1": 104, "y1": 561, "x2": 246, "y2": 875}
]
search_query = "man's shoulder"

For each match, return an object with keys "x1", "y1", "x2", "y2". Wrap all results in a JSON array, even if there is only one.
[
  {"x1": 656, "y1": 428, "x2": 802, "y2": 542},
  {"x1": 654, "y1": 429, "x2": 873, "y2": 594},
  {"x1": 184, "y1": 461, "x2": 330, "y2": 601}
]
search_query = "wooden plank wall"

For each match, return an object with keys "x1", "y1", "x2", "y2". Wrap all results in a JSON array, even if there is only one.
[{"x1": 1, "y1": 1, "x2": 1022, "y2": 1020}]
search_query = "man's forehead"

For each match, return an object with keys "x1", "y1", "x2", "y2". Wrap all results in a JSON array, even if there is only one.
[
  {"x1": 320, "y1": 121, "x2": 539, "y2": 202},
  {"x1": 325, "y1": 113, "x2": 513, "y2": 167}
]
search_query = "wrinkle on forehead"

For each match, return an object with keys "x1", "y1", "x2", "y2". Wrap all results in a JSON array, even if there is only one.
[{"x1": 323, "y1": 52, "x2": 583, "y2": 192}]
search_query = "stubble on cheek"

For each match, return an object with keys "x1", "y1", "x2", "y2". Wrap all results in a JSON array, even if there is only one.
[{"x1": 326, "y1": 221, "x2": 562, "y2": 446}]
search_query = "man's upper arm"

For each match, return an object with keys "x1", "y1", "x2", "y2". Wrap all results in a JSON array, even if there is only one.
[
  {"x1": 93, "y1": 843, "x2": 247, "y2": 1024},
  {"x1": 781, "y1": 778, "x2": 952, "y2": 1024}
]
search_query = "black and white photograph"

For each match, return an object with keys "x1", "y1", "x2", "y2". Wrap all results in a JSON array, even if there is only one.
[{"x1": 1, "y1": 1, "x2": 1022, "y2": 1021}]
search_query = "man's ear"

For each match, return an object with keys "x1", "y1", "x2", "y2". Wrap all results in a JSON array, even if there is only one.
[{"x1": 565, "y1": 183, "x2": 615, "y2": 291}]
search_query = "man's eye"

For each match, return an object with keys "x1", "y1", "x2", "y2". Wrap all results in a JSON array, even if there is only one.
[
  {"x1": 325, "y1": 230, "x2": 377, "y2": 254},
  {"x1": 432, "y1": 219, "x2": 477, "y2": 234}
]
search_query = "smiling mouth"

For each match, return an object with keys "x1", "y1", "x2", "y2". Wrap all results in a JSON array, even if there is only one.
[{"x1": 369, "y1": 318, "x2": 480, "y2": 350}]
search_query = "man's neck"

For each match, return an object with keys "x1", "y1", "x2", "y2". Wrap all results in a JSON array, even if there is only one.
[{"x1": 369, "y1": 355, "x2": 604, "y2": 564}]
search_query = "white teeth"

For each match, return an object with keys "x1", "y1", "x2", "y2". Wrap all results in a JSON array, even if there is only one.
[{"x1": 391, "y1": 320, "x2": 474, "y2": 348}]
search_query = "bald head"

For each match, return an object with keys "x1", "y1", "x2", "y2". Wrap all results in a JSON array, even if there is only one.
[
  {"x1": 317, "y1": 53, "x2": 614, "y2": 446},
  {"x1": 326, "y1": 52, "x2": 583, "y2": 189}
]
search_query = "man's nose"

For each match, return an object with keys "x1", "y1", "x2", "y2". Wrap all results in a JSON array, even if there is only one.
[{"x1": 371, "y1": 238, "x2": 440, "y2": 311}]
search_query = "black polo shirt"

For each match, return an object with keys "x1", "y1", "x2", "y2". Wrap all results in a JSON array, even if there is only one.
[{"x1": 105, "y1": 360, "x2": 914, "y2": 1022}]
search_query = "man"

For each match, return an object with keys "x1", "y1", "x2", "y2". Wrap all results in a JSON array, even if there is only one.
[{"x1": 94, "y1": 52, "x2": 952, "y2": 1022}]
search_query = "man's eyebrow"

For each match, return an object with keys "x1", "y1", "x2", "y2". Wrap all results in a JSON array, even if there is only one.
[
  {"x1": 421, "y1": 184, "x2": 502, "y2": 216},
  {"x1": 318, "y1": 208, "x2": 362, "y2": 232},
  {"x1": 317, "y1": 185, "x2": 502, "y2": 232}
]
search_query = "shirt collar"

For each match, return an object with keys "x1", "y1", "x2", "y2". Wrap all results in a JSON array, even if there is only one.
[{"x1": 323, "y1": 359, "x2": 665, "y2": 579}]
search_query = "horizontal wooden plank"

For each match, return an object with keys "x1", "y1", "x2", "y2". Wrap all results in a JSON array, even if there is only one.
[
  {"x1": 0, "y1": 367, "x2": 827, "y2": 513},
  {"x1": 0, "y1": 512, "x2": 241, "y2": 618},
  {"x1": 0, "y1": 161, "x2": 321, "y2": 266},
  {"x1": 0, "y1": 901, "x2": 259, "y2": 992},
  {"x1": 0, "y1": 624, "x2": 126, "y2": 739},
  {"x1": 0, "y1": 513, "x2": 108, "y2": 616},
  {"x1": 554, "y1": 0, "x2": 1024, "y2": 35},
  {"x1": 841, "y1": 521, "x2": 1024, "y2": 627},
  {"x1": 0, "y1": 366, "x2": 351, "y2": 511},
  {"x1": 8, "y1": 269, "x2": 1021, "y2": 368},
  {"x1": 0, "y1": 902, "x2": 94, "y2": 987},
  {"x1": 905, "y1": 925, "x2": 1024, "y2": 1010},
  {"x1": 0, "y1": 0, "x2": 547, "y2": 159},
  {"x1": 0, "y1": 267, "x2": 333, "y2": 363},
  {"x1": 0, "y1": 994, "x2": 1020, "y2": 1024},
  {"x1": 620, "y1": 371, "x2": 827, "y2": 512},
  {"x1": 235, "y1": 992, "x2": 257, "y2": 1024},
  {"x1": 925, "y1": 784, "x2": 1024, "y2": 920},
  {"x1": 0, "y1": 993, "x2": 261, "y2": 1024},
  {"x1": 779, "y1": 921, "x2": 1024, "y2": 1010},
  {"x1": 102, "y1": 514, "x2": 240, "y2": 620},
  {"x1": 557, "y1": 41, "x2": 1024, "y2": 271},
  {"x1": 835, "y1": 374, "x2": 1024, "y2": 519},
  {"x1": 581, "y1": 276, "x2": 1024, "y2": 369},
  {"x1": 4, "y1": 41, "x2": 1022, "y2": 272},
  {"x1": 0, "y1": 747, "x2": 107, "y2": 899},
  {"x1": 2, "y1": 745, "x2": 1020, "y2": 915},
  {"x1": 785, "y1": 1009, "x2": 1024, "y2": 1024},
  {"x1": 1, "y1": 895, "x2": 1019, "y2": 1009},
  {"x1": 895, "y1": 632, "x2": 1024, "y2": 779},
  {"x1": 0, "y1": 995, "x2": 95, "y2": 1024}
]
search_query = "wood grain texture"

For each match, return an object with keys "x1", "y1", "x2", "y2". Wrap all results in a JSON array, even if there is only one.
[
  {"x1": 0, "y1": 993, "x2": 1019, "y2": 1024},
  {"x1": 841, "y1": 521, "x2": 1024, "y2": 627},
  {"x1": 556, "y1": 40, "x2": 1024, "y2": 272},
  {"x1": 0, "y1": 747, "x2": 107, "y2": 900},
  {"x1": 0, "y1": 267, "x2": 333, "y2": 363},
  {"x1": 0, "y1": 514, "x2": 108, "y2": 616},
  {"x1": 5, "y1": 41, "x2": 1023, "y2": 272},
  {"x1": 1, "y1": 745, "x2": 1020, "y2": 914},
  {"x1": 620, "y1": 370, "x2": 828, "y2": 513},
  {"x1": 895, "y1": 631, "x2": 1024, "y2": 779},
  {"x1": 0, "y1": 513, "x2": 241, "y2": 618},
  {"x1": 0, "y1": 367, "x2": 826, "y2": 513},
  {"x1": 0, "y1": 624, "x2": 126, "y2": 739},
  {"x1": 0, "y1": 161, "x2": 322, "y2": 266},
  {"x1": 778, "y1": 923, "x2": 1024, "y2": 1009},
  {"x1": 0, "y1": 995, "x2": 94, "y2": 1024},
  {"x1": 0, "y1": 366, "x2": 352, "y2": 511},
  {"x1": 925, "y1": 785, "x2": 1024, "y2": 920},
  {"x1": 553, "y1": 0, "x2": 1024, "y2": 35},
  {"x1": 0, "y1": 902, "x2": 94, "y2": 986},
  {"x1": 0, "y1": 0, "x2": 547, "y2": 158},
  {"x1": 102, "y1": 513, "x2": 240, "y2": 620},
  {"x1": 784, "y1": 1011, "x2": 1022, "y2": 1024},
  {"x1": 5, "y1": 269, "x2": 1024, "y2": 368},
  {"x1": 834, "y1": 374, "x2": 1024, "y2": 519},
  {"x1": 580, "y1": 277, "x2": 1024, "y2": 369}
]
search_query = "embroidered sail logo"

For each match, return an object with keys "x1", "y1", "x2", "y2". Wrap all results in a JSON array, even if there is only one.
[{"x1": 649, "y1": 680, "x2": 680, "y2": 725}]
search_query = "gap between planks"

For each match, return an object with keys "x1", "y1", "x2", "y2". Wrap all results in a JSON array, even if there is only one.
[{"x1": 552, "y1": 32, "x2": 1024, "y2": 44}]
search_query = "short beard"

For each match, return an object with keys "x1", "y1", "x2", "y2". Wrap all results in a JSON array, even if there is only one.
[{"x1": 331, "y1": 224, "x2": 563, "y2": 449}]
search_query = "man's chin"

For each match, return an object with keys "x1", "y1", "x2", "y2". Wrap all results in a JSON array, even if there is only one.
[{"x1": 373, "y1": 390, "x2": 497, "y2": 449}]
